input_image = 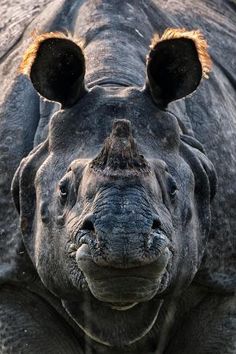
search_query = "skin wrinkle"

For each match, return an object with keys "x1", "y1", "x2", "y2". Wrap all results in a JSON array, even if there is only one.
[{"x1": 67, "y1": 173, "x2": 173, "y2": 273}]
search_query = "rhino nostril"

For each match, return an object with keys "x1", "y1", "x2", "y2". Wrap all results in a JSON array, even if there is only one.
[
  {"x1": 81, "y1": 217, "x2": 95, "y2": 232},
  {"x1": 152, "y1": 218, "x2": 162, "y2": 230}
]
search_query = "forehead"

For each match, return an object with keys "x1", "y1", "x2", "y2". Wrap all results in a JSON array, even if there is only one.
[{"x1": 49, "y1": 86, "x2": 180, "y2": 158}]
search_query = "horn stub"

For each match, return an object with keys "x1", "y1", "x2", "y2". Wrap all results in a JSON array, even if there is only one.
[{"x1": 90, "y1": 120, "x2": 150, "y2": 175}]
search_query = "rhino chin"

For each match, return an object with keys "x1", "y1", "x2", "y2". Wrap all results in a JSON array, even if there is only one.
[
  {"x1": 62, "y1": 294, "x2": 163, "y2": 347},
  {"x1": 109, "y1": 302, "x2": 138, "y2": 311}
]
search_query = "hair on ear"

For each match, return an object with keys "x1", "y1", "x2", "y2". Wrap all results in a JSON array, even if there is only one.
[
  {"x1": 146, "y1": 28, "x2": 212, "y2": 107},
  {"x1": 150, "y1": 28, "x2": 212, "y2": 79},
  {"x1": 20, "y1": 32, "x2": 86, "y2": 107},
  {"x1": 20, "y1": 32, "x2": 85, "y2": 75}
]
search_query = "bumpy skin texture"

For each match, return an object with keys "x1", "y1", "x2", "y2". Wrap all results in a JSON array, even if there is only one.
[
  {"x1": 0, "y1": 1, "x2": 235, "y2": 353},
  {"x1": 0, "y1": 285, "x2": 82, "y2": 354}
]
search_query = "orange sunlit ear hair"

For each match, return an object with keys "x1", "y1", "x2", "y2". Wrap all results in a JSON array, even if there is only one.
[
  {"x1": 146, "y1": 28, "x2": 212, "y2": 107},
  {"x1": 20, "y1": 32, "x2": 86, "y2": 107},
  {"x1": 150, "y1": 28, "x2": 212, "y2": 79}
]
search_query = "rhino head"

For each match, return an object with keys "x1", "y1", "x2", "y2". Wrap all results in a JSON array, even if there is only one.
[{"x1": 12, "y1": 30, "x2": 216, "y2": 347}]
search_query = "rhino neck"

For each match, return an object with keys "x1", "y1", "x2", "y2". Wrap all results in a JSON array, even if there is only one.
[
  {"x1": 29, "y1": 279, "x2": 206, "y2": 353},
  {"x1": 74, "y1": 0, "x2": 154, "y2": 87}
]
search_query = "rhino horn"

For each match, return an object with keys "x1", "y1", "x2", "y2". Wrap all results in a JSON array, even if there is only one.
[
  {"x1": 91, "y1": 119, "x2": 150, "y2": 174},
  {"x1": 20, "y1": 32, "x2": 87, "y2": 108},
  {"x1": 145, "y1": 28, "x2": 212, "y2": 107}
]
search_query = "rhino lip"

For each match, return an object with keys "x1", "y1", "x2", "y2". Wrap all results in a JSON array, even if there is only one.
[
  {"x1": 67, "y1": 232, "x2": 93, "y2": 258},
  {"x1": 73, "y1": 241, "x2": 171, "y2": 305},
  {"x1": 73, "y1": 227, "x2": 171, "y2": 261}
]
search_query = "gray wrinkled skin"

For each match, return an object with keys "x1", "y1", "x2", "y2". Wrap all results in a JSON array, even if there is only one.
[{"x1": 0, "y1": 1, "x2": 235, "y2": 353}]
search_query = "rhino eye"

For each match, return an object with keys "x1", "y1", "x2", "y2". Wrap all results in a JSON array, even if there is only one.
[
  {"x1": 59, "y1": 181, "x2": 68, "y2": 202},
  {"x1": 168, "y1": 178, "x2": 178, "y2": 200}
]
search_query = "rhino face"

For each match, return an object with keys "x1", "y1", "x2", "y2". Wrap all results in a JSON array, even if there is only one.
[
  {"x1": 57, "y1": 120, "x2": 175, "y2": 303},
  {"x1": 13, "y1": 30, "x2": 216, "y2": 346}
]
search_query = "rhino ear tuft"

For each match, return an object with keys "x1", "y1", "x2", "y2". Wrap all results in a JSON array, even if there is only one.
[
  {"x1": 146, "y1": 28, "x2": 212, "y2": 107},
  {"x1": 20, "y1": 32, "x2": 87, "y2": 108}
]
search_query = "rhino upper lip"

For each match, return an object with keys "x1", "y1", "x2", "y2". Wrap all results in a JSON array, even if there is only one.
[
  {"x1": 73, "y1": 224, "x2": 170, "y2": 248},
  {"x1": 67, "y1": 231, "x2": 94, "y2": 257},
  {"x1": 75, "y1": 241, "x2": 171, "y2": 281},
  {"x1": 68, "y1": 228, "x2": 172, "y2": 267}
]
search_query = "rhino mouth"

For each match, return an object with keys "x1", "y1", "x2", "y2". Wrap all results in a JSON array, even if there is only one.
[
  {"x1": 68, "y1": 238, "x2": 172, "y2": 305},
  {"x1": 65, "y1": 236, "x2": 172, "y2": 347}
]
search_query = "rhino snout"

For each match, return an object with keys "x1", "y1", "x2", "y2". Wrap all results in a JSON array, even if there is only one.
[
  {"x1": 71, "y1": 209, "x2": 172, "y2": 303},
  {"x1": 75, "y1": 213, "x2": 170, "y2": 269},
  {"x1": 74, "y1": 232, "x2": 171, "y2": 304}
]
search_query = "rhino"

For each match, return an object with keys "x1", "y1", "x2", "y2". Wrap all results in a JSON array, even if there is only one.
[{"x1": 0, "y1": 0, "x2": 235, "y2": 353}]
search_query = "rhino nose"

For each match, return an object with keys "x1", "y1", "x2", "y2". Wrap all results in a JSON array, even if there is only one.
[
  {"x1": 81, "y1": 214, "x2": 162, "y2": 234},
  {"x1": 77, "y1": 213, "x2": 169, "y2": 269},
  {"x1": 80, "y1": 214, "x2": 95, "y2": 232}
]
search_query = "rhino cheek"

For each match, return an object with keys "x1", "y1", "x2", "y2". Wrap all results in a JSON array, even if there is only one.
[
  {"x1": 169, "y1": 213, "x2": 203, "y2": 290},
  {"x1": 32, "y1": 222, "x2": 76, "y2": 297}
]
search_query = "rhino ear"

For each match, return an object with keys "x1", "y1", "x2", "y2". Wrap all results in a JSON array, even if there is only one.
[
  {"x1": 146, "y1": 29, "x2": 212, "y2": 107},
  {"x1": 20, "y1": 33, "x2": 86, "y2": 108}
]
